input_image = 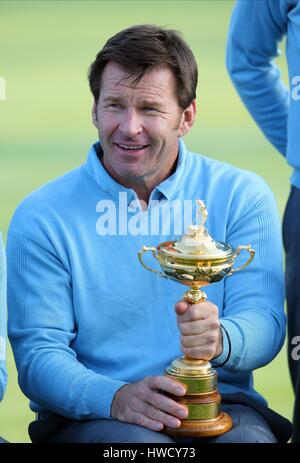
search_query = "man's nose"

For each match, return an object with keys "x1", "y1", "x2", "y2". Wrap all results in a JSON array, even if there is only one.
[{"x1": 119, "y1": 108, "x2": 142, "y2": 137}]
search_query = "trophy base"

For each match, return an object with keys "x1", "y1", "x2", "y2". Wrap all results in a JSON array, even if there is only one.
[{"x1": 164, "y1": 411, "x2": 233, "y2": 438}]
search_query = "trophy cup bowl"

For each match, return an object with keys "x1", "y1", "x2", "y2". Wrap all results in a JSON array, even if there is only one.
[{"x1": 138, "y1": 200, "x2": 255, "y2": 438}]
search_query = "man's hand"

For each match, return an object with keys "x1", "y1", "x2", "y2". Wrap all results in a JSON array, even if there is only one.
[
  {"x1": 110, "y1": 376, "x2": 188, "y2": 432},
  {"x1": 175, "y1": 300, "x2": 223, "y2": 360}
]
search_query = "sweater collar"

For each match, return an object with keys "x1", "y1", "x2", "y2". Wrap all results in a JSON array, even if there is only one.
[{"x1": 84, "y1": 138, "x2": 188, "y2": 204}]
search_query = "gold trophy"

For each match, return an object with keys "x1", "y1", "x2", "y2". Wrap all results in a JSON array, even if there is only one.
[{"x1": 138, "y1": 200, "x2": 255, "y2": 438}]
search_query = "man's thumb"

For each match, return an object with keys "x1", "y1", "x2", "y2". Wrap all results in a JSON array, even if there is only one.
[{"x1": 175, "y1": 300, "x2": 189, "y2": 315}]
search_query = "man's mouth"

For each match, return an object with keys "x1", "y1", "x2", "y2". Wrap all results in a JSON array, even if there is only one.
[{"x1": 115, "y1": 143, "x2": 149, "y2": 152}]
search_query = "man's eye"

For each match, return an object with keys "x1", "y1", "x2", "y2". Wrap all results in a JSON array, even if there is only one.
[
  {"x1": 143, "y1": 107, "x2": 157, "y2": 112},
  {"x1": 107, "y1": 103, "x2": 122, "y2": 109}
]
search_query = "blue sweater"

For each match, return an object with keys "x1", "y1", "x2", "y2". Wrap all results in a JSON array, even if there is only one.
[
  {"x1": 227, "y1": 0, "x2": 300, "y2": 188},
  {"x1": 7, "y1": 139, "x2": 285, "y2": 420},
  {"x1": 0, "y1": 232, "x2": 7, "y2": 401}
]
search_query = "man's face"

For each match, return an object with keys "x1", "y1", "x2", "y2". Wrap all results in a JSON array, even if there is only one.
[{"x1": 92, "y1": 62, "x2": 195, "y2": 189}]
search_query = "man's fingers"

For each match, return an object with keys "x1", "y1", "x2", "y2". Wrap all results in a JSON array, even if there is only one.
[
  {"x1": 111, "y1": 376, "x2": 189, "y2": 433},
  {"x1": 130, "y1": 391, "x2": 188, "y2": 430},
  {"x1": 179, "y1": 320, "x2": 208, "y2": 335},
  {"x1": 131, "y1": 409, "x2": 180, "y2": 431},
  {"x1": 149, "y1": 391, "x2": 188, "y2": 420},
  {"x1": 179, "y1": 318, "x2": 220, "y2": 336},
  {"x1": 176, "y1": 302, "x2": 218, "y2": 323},
  {"x1": 181, "y1": 331, "x2": 220, "y2": 348},
  {"x1": 181, "y1": 344, "x2": 217, "y2": 360},
  {"x1": 175, "y1": 302, "x2": 215, "y2": 322},
  {"x1": 129, "y1": 411, "x2": 165, "y2": 431},
  {"x1": 137, "y1": 402, "x2": 182, "y2": 429},
  {"x1": 146, "y1": 375, "x2": 186, "y2": 396}
]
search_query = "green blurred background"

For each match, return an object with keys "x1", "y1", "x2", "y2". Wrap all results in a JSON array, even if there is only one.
[{"x1": 0, "y1": 0, "x2": 293, "y2": 442}]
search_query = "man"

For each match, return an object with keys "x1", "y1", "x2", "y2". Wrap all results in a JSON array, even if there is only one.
[
  {"x1": 0, "y1": 232, "x2": 8, "y2": 443},
  {"x1": 7, "y1": 25, "x2": 291, "y2": 443},
  {"x1": 226, "y1": 0, "x2": 300, "y2": 443}
]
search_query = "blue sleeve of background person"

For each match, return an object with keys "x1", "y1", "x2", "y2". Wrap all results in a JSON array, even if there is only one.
[
  {"x1": 0, "y1": 232, "x2": 7, "y2": 401},
  {"x1": 6, "y1": 230, "x2": 128, "y2": 421},
  {"x1": 211, "y1": 173, "x2": 286, "y2": 372},
  {"x1": 226, "y1": 0, "x2": 291, "y2": 156}
]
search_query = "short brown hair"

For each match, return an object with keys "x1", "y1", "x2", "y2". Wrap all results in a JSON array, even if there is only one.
[{"x1": 88, "y1": 24, "x2": 198, "y2": 110}]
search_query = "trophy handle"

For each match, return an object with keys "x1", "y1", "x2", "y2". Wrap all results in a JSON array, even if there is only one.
[
  {"x1": 138, "y1": 246, "x2": 166, "y2": 278},
  {"x1": 228, "y1": 244, "x2": 255, "y2": 276}
]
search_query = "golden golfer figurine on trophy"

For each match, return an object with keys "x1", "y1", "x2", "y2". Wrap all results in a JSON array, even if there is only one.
[{"x1": 138, "y1": 199, "x2": 255, "y2": 438}]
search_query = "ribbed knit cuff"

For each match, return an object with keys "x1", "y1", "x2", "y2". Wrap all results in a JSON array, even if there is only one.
[{"x1": 84, "y1": 377, "x2": 129, "y2": 420}]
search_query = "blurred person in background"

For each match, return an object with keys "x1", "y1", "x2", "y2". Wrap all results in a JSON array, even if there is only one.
[
  {"x1": 7, "y1": 24, "x2": 292, "y2": 444},
  {"x1": 0, "y1": 232, "x2": 8, "y2": 443},
  {"x1": 226, "y1": 0, "x2": 300, "y2": 443}
]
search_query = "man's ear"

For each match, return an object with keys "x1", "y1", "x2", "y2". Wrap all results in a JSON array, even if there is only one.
[
  {"x1": 178, "y1": 100, "x2": 196, "y2": 137},
  {"x1": 92, "y1": 101, "x2": 98, "y2": 128}
]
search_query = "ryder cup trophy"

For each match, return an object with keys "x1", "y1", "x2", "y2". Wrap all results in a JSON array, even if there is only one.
[{"x1": 138, "y1": 200, "x2": 255, "y2": 438}]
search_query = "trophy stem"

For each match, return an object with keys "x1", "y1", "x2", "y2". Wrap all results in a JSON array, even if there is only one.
[{"x1": 183, "y1": 286, "x2": 207, "y2": 305}]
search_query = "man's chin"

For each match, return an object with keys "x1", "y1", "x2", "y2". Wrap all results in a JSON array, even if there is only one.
[{"x1": 118, "y1": 169, "x2": 148, "y2": 183}]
